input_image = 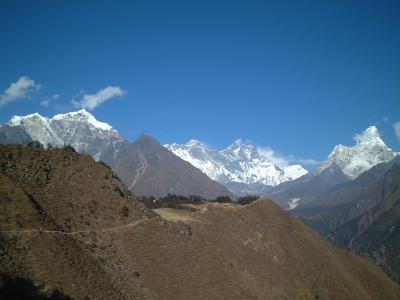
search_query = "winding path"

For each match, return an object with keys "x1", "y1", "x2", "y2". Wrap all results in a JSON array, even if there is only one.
[{"x1": 0, "y1": 219, "x2": 145, "y2": 236}]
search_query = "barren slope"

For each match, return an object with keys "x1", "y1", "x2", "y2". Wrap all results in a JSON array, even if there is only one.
[{"x1": 1, "y1": 145, "x2": 399, "y2": 299}]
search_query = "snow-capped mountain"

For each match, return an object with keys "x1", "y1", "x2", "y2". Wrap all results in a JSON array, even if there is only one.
[
  {"x1": 314, "y1": 126, "x2": 397, "y2": 179},
  {"x1": 164, "y1": 139, "x2": 308, "y2": 195},
  {"x1": 1, "y1": 109, "x2": 128, "y2": 163},
  {"x1": 7, "y1": 113, "x2": 64, "y2": 147},
  {"x1": 266, "y1": 125, "x2": 399, "y2": 210}
]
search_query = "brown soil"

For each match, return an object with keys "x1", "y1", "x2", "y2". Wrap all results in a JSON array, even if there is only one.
[{"x1": 1, "y1": 145, "x2": 399, "y2": 299}]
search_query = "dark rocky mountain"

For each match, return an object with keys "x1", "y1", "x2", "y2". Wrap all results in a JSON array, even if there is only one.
[
  {"x1": 1, "y1": 144, "x2": 399, "y2": 299},
  {"x1": 224, "y1": 181, "x2": 273, "y2": 197},
  {"x1": 328, "y1": 162, "x2": 400, "y2": 283},
  {"x1": 295, "y1": 157, "x2": 400, "y2": 235},
  {"x1": 267, "y1": 163, "x2": 350, "y2": 209},
  {"x1": 111, "y1": 135, "x2": 236, "y2": 199},
  {"x1": 279, "y1": 156, "x2": 400, "y2": 283}
]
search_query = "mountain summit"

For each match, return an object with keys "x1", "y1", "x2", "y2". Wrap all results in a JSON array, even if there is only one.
[
  {"x1": 1, "y1": 109, "x2": 128, "y2": 163},
  {"x1": 52, "y1": 109, "x2": 113, "y2": 131},
  {"x1": 0, "y1": 111, "x2": 236, "y2": 198},
  {"x1": 165, "y1": 139, "x2": 307, "y2": 195},
  {"x1": 267, "y1": 125, "x2": 399, "y2": 210},
  {"x1": 315, "y1": 126, "x2": 397, "y2": 179}
]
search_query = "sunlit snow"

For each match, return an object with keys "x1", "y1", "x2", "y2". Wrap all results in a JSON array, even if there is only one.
[
  {"x1": 315, "y1": 126, "x2": 398, "y2": 179},
  {"x1": 165, "y1": 140, "x2": 308, "y2": 187}
]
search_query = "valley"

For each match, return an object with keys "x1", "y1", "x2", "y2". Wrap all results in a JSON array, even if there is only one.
[
  {"x1": 1, "y1": 109, "x2": 400, "y2": 289},
  {"x1": 1, "y1": 144, "x2": 399, "y2": 299},
  {"x1": 1, "y1": 2, "x2": 400, "y2": 298}
]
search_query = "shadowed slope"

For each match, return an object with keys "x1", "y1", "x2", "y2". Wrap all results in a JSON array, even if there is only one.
[
  {"x1": 329, "y1": 162, "x2": 400, "y2": 283},
  {"x1": 0, "y1": 144, "x2": 150, "y2": 299}
]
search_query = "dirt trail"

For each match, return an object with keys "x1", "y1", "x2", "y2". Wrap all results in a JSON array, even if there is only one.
[{"x1": 0, "y1": 219, "x2": 145, "y2": 236}]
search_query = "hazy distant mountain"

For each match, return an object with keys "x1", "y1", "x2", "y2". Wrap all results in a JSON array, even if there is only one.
[
  {"x1": 328, "y1": 161, "x2": 400, "y2": 283},
  {"x1": 2, "y1": 144, "x2": 399, "y2": 299},
  {"x1": 267, "y1": 126, "x2": 398, "y2": 210},
  {"x1": 0, "y1": 124, "x2": 33, "y2": 145},
  {"x1": 1, "y1": 109, "x2": 128, "y2": 163},
  {"x1": 112, "y1": 135, "x2": 236, "y2": 199},
  {"x1": 264, "y1": 127, "x2": 400, "y2": 283},
  {"x1": 165, "y1": 139, "x2": 307, "y2": 196},
  {"x1": 295, "y1": 156, "x2": 400, "y2": 235}
]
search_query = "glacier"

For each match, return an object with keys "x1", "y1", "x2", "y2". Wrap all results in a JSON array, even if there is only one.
[
  {"x1": 164, "y1": 139, "x2": 308, "y2": 193},
  {"x1": 4, "y1": 109, "x2": 128, "y2": 163}
]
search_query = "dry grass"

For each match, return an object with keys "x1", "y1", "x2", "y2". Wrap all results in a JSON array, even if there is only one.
[{"x1": 1, "y1": 145, "x2": 399, "y2": 299}]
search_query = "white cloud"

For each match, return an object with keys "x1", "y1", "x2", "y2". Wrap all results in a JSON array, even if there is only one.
[
  {"x1": 71, "y1": 86, "x2": 125, "y2": 110},
  {"x1": 40, "y1": 100, "x2": 49, "y2": 107},
  {"x1": 257, "y1": 146, "x2": 319, "y2": 168},
  {"x1": 40, "y1": 94, "x2": 60, "y2": 108},
  {"x1": 257, "y1": 146, "x2": 290, "y2": 168},
  {"x1": 0, "y1": 76, "x2": 39, "y2": 109},
  {"x1": 288, "y1": 156, "x2": 320, "y2": 166},
  {"x1": 394, "y1": 122, "x2": 400, "y2": 140}
]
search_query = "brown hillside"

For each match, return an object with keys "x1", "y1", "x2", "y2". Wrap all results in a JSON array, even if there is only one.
[{"x1": 0, "y1": 145, "x2": 399, "y2": 299}]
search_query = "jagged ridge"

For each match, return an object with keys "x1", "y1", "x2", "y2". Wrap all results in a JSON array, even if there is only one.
[
  {"x1": 164, "y1": 139, "x2": 308, "y2": 195},
  {"x1": 1, "y1": 109, "x2": 128, "y2": 163}
]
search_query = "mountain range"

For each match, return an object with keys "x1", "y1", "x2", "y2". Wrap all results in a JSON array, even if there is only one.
[
  {"x1": 0, "y1": 110, "x2": 234, "y2": 199},
  {"x1": 1, "y1": 143, "x2": 399, "y2": 299},
  {"x1": 111, "y1": 135, "x2": 235, "y2": 199},
  {"x1": 266, "y1": 126, "x2": 398, "y2": 210},
  {"x1": 263, "y1": 129, "x2": 400, "y2": 283},
  {"x1": 0, "y1": 110, "x2": 308, "y2": 198},
  {"x1": 165, "y1": 139, "x2": 308, "y2": 195},
  {"x1": 1, "y1": 111, "x2": 398, "y2": 203},
  {"x1": 0, "y1": 109, "x2": 128, "y2": 164},
  {"x1": 284, "y1": 156, "x2": 400, "y2": 284},
  {"x1": 1, "y1": 109, "x2": 400, "y2": 288}
]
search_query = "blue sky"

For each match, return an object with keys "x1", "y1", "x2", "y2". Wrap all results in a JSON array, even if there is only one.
[{"x1": 0, "y1": 0, "x2": 399, "y2": 166}]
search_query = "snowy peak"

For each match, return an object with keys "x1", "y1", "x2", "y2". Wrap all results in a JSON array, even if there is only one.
[
  {"x1": 223, "y1": 139, "x2": 257, "y2": 161},
  {"x1": 7, "y1": 113, "x2": 50, "y2": 127},
  {"x1": 227, "y1": 139, "x2": 246, "y2": 149},
  {"x1": 164, "y1": 139, "x2": 308, "y2": 190},
  {"x1": 354, "y1": 126, "x2": 385, "y2": 147},
  {"x1": 185, "y1": 139, "x2": 207, "y2": 148},
  {"x1": 52, "y1": 109, "x2": 113, "y2": 131},
  {"x1": 226, "y1": 139, "x2": 252, "y2": 151},
  {"x1": 2, "y1": 110, "x2": 127, "y2": 163},
  {"x1": 6, "y1": 112, "x2": 63, "y2": 147},
  {"x1": 7, "y1": 109, "x2": 113, "y2": 132},
  {"x1": 316, "y1": 126, "x2": 398, "y2": 179}
]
